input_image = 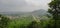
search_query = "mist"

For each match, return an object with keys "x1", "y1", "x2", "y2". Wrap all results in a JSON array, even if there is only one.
[{"x1": 0, "y1": 0, "x2": 51, "y2": 12}]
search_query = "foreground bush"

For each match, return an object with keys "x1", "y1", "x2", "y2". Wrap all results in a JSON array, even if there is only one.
[{"x1": 0, "y1": 15, "x2": 10, "y2": 28}]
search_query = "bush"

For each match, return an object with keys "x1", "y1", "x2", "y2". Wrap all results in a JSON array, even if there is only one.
[{"x1": 0, "y1": 15, "x2": 10, "y2": 28}]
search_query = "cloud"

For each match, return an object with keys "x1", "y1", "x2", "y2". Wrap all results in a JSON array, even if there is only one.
[{"x1": 0, "y1": 0, "x2": 51, "y2": 12}]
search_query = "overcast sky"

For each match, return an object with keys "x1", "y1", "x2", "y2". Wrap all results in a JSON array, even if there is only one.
[{"x1": 0, "y1": 0, "x2": 51, "y2": 12}]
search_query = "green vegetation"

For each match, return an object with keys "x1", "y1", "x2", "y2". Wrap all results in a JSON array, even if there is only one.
[
  {"x1": 8, "y1": 16, "x2": 33, "y2": 28},
  {"x1": 0, "y1": 14, "x2": 50, "y2": 28},
  {"x1": 0, "y1": 0, "x2": 60, "y2": 28},
  {"x1": 48, "y1": 0, "x2": 60, "y2": 28},
  {"x1": 0, "y1": 15, "x2": 10, "y2": 28}
]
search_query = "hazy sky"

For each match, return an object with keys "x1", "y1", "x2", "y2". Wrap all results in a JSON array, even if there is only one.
[{"x1": 0, "y1": 0, "x2": 51, "y2": 12}]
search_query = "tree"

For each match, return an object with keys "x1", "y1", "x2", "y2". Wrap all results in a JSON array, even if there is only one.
[
  {"x1": 48, "y1": 0, "x2": 60, "y2": 28},
  {"x1": 0, "y1": 15, "x2": 10, "y2": 28},
  {"x1": 27, "y1": 21, "x2": 41, "y2": 28}
]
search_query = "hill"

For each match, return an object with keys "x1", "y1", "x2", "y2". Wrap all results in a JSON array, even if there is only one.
[
  {"x1": 31, "y1": 9, "x2": 48, "y2": 16},
  {"x1": 0, "y1": 9, "x2": 48, "y2": 16}
]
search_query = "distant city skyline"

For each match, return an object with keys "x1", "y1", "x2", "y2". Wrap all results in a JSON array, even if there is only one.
[{"x1": 0, "y1": 0, "x2": 51, "y2": 12}]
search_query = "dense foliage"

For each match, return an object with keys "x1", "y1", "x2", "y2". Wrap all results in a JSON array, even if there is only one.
[
  {"x1": 0, "y1": 15, "x2": 10, "y2": 28},
  {"x1": 0, "y1": 14, "x2": 50, "y2": 28},
  {"x1": 48, "y1": 0, "x2": 60, "y2": 28}
]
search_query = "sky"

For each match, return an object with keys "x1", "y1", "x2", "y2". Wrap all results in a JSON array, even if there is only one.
[{"x1": 0, "y1": 0, "x2": 51, "y2": 12}]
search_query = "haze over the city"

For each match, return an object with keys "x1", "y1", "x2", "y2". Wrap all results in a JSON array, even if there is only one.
[{"x1": 0, "y1": 0, "x2": 51, "y2": 12}]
